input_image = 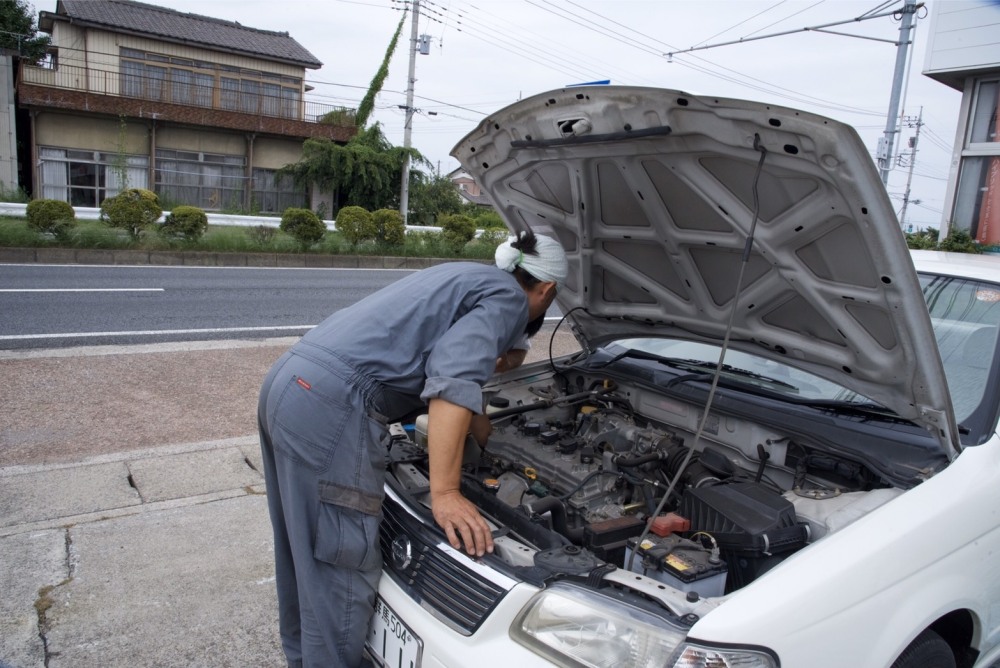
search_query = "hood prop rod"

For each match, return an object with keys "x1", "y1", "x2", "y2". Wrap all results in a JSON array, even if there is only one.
[{"x1": 626, "y1": 134, "x2": 769, "y2": 572}]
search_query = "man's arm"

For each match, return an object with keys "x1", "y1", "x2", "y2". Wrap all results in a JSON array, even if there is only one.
[{"x1": 427, "y1": 398, "x2": 494, "y2": 557}]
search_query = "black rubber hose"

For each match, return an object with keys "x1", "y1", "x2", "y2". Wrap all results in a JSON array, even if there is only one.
[
  {"x1": 524, "y1": 496, "x2": 584, "y2": 543},
  {"x1": 615, "y1": 452, "x2": 663, "y2": 467}
]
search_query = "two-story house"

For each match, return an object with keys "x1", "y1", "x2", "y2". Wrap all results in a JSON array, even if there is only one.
[{"x1": 17, "y1": 0, "x2": 354, "y2": 213}]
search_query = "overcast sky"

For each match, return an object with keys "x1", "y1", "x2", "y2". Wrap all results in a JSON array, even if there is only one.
[{"x1": 33, "y1": 0, "x2": 963, "y2": 229}]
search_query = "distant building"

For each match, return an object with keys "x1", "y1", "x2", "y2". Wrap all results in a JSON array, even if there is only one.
[
  {"x1": 448, "y1": 168, "x2": 491, "y2": 207},
  {"x1": 17, "y1": 0, "x2": 355, "y2": 212},
  {"x1": 923, "y1": 0, "x2": 1000, "y2": 246}
]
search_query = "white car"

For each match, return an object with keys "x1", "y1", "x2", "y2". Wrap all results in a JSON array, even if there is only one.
[{"x1": 365, "y1": 87, "x2": 1000, "y2": 668}]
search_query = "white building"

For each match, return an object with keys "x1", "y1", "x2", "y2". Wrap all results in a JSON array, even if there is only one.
[{"x1": 923, "y1": 0, "x2": 1000, "y2": 246}]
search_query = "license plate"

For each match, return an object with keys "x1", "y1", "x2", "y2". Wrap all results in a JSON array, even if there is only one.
[{"x1": 367, "y1": 596, "x2": 422, "y2": 668}]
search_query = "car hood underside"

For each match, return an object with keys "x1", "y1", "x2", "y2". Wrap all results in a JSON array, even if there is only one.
[{"x1": 451, "y1": 86, "x2": 959, "y2": 458}]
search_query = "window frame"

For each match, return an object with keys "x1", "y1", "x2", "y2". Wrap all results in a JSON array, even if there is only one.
[{"x1": 119, "y1": 47, "x2": 303, "y2": 119}]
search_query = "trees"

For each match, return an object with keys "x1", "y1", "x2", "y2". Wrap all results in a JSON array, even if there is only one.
[
  {"x1": 281, "y1": 6, "x2": 442, "y2": 219},
  {"x1": 408, "y1": 172, "x2": 464, "y2": 225},
  {"x1": 356, "y1": 12, "x2": 406, "y2": 128},
  {"x1": 0, "y1": 0, "x2": 50, "y2": 64},
  {"x1": 281, "y1": 124, "x2": 426, "y2": 216}
]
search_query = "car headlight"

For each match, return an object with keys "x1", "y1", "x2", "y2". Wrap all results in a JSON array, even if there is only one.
[
  {"x1": 510, "y1": 583, "x2": 687, "y2": 668},
  {"x1": 669, "y1": 641, "x2": 778, "y2": 667}
]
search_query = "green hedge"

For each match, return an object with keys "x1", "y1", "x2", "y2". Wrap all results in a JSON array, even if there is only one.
[
  {"x1": 161, "y1": 205, "x2": 208, "y2": 241},
  {"x1": 100, "y1": 188, "x2": 162, "y2": 240},
  {"x1": 336, "y1": 206, "x2": 376, "y2": 247},
  {"x1": 26, "y1": 199, "x2": 76, "y2": 238},
  {"x1": 280, "y1": 208, "x2": 325, "y2": 247}
]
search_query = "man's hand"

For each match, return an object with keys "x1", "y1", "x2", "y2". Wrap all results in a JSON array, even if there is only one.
[
  {"x1": 431, "y1": 489, "x2": 494, "y2": 557},
  {"x1": 426, "y1": 398, "x2": 495, "y2": 557}
]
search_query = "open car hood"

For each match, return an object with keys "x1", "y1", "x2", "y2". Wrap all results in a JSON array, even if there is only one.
[{"x1": 451, "y1": 86, "x2": 959, "y2": 458}]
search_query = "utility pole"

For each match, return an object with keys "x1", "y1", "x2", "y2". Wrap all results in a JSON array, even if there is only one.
[
  {"x1": 898, "y1": 106, "x2": 923, "y2": 231},
  {"x1": 876, "y1": 0, "x2": 918, "y2": 186},
  {"x1": 399, "y1": 0, "x2": 420, "y2": 226}
]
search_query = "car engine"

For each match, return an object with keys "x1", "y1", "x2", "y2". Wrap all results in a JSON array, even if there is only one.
[{"x1": 392, "y1": 369, "x2": 903, "y2": 598}]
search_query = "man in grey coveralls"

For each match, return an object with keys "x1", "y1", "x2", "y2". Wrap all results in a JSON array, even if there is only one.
[{"x1": 257, "y1": 230, "x2": 568, "y2": 668}]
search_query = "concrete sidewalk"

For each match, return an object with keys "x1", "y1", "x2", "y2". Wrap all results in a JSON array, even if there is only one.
[
  {"x1": 0, "y1": 337, "x2": 295, "y2": 668},
  {"x1": 0, "y1": 329, "x2": 581, "y2": 668},
  {"x1": 0, "y1": 437, "x2": 282, "y2": 668}
]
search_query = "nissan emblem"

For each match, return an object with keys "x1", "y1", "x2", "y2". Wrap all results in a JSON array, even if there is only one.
[{"x1": 391, "y1": 535, "x2": 412, "y2": 570}]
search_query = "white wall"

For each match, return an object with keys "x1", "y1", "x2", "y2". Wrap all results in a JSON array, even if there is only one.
[{"x1": 923, "y1": 1, "x2": 1000, "y2": 90}]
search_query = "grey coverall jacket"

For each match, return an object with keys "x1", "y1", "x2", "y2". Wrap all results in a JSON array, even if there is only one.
[{"x1": 258, "y1": 261, "x2": 529, "y2": 668}]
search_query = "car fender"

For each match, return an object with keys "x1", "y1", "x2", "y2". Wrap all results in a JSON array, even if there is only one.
[{"x1": 687, "y1": 438, "x2": 1000, "y2": 667}]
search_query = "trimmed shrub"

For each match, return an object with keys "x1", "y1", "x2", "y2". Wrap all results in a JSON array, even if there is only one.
[
  {"x1": 439, "y1": 213, "x2": 477, "y2": 253},
  {"x1": 280, "y1": 207, "x2": 325, "y2": 247},
  {"x1": 336, "y1": 206, "x2": 376, "y2": 247},
  {"x1": 372, "y1": 208, "x2": 405, "y2": 246},
  {"x1": 160, "y1": 205, "x2": 208, "y2": 241},
  {"x1": 100, "y1": 188, "x2": 162, "y2": 241},
  {"x1": 26, "y1": 199, "x2": 77, "y2": 238}
]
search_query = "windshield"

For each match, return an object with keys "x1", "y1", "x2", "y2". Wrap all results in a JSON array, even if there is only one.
[
  {"x1": 615, "y1": 271, "x2": 1000, "y2": 427},
  {"x1": 921, "y1": 272, "x2": 1000, "y2": 425},
  {"x1": 613, "y1": 338, "x2": 866, "y2": 402}
]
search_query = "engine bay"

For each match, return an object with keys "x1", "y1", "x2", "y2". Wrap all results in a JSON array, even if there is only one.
[{"x1": 387, "y1": 364, "x2": 905, "y2": 600}]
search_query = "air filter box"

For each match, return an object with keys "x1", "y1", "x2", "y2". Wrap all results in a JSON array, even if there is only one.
[{"x1": 678, "y1": 482, "x2": 809, "y2": 590}]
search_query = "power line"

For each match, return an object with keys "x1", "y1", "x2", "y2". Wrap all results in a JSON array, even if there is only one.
[
  {"x1": 689, "y1": 1, "x2": 788, "y2": 47},
  {"x1": 525, "y1": 0, "x2": 888, "y2": 117},
  {"x1": 741, "y1": 0, "x2": 827, "y2": 39}
]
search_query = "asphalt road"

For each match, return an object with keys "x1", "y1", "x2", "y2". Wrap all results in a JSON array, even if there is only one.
[
  {"x1": 0, "y1": 264, "x2": 414, "y2": 349},
  {"x1": 0, "y1": 264, "x2": 570, "y2": 350}
]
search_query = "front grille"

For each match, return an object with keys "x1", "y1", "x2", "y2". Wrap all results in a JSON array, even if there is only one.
[{"x1": 379, "y1": 494, "x2": 508, "y2": 635}]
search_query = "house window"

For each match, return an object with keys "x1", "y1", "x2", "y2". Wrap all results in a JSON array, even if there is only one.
[
  {"x1": 156, "y1": 149, "x2": 245, "y2": 211},
  {"x1": 39, "y1": 48, "x2": 57, "y2": 70},
  {"x1": 39, "y1": 147, "x2": 149, "y2": 206},
  {"x1": 120, "y1": 48, "x2": 302, "y2": 119},
  {"x1": 953, "y1": 78, "x2": 1000, "y2": 246},
  {"x1": 252, "y1": 168, "x2": 306, "y2": 214}
]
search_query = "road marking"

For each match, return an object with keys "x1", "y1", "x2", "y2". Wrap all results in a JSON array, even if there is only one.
[
  {"x1": 0, "y1": 325, "x2": 314, "y2": 341},
  {"x1": 0, "y1": 316, "x2": 565, "y2": 342},
  {"x1": 0, "y1": 288, "x2": 165, "y2": 292}
]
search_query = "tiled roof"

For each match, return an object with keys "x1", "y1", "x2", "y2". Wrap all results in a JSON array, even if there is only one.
[{"x1": 49, "y1": 0, "x2": 322, "y2": 68}]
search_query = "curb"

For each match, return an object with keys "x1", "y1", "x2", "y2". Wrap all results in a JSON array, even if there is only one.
[{"x1": 0, "y1": 246, "x2": 469, "y2": 269}]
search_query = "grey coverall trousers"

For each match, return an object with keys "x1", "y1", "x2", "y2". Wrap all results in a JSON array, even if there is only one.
[{"x1": 258, "y1": 349, "x2": 391, "y2": 668}]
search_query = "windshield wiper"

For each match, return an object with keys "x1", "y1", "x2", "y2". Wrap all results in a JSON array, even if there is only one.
[
  {"x1": 674, "y1": 359, "x2": 800, "y2": 392},
  {"x1": 793, "y1": 399, "x2": 909, "y2": 422},
  {"x1": 591, "y1": 348, "x2": 678, "y2": 368},
  {"x1": 595, "y1": 350, "x2": 800, "y2": 392}
]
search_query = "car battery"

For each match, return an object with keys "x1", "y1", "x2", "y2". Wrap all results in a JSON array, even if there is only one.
[{"x1": 626, "y1": 534, "x2": 727, "y2": 599}]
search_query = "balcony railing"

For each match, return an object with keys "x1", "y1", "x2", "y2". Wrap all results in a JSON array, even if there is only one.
[{"x1": 20, "y1": 62, "x2": 354, "y2": 127}]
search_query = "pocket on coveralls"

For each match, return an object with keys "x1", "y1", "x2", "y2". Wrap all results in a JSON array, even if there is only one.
[
  {"x1": 271, "y1": 375, "x2": 351, "y2": 473},
  {"x1": 314, "y1": 483, "x2": 383, "y2": 572}
]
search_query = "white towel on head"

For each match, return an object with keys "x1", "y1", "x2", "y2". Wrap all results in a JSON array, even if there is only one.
[{"x1": 495, "y1": 233, "x2": 568, "y2": 287}]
